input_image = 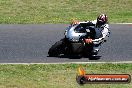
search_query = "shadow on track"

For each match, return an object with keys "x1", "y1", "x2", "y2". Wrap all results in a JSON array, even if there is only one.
[{"x1": 47, "y1": 55, "x2": 101, "y2": 60}]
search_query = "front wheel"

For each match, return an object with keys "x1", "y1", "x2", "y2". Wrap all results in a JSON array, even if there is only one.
[{"x1": 48, "y1": 40, "x2": 64, "y2": 57}]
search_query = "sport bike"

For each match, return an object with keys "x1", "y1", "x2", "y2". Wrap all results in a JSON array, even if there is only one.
[{"x1": 48, "y1": 22, "x2": 97, "y2": 57}]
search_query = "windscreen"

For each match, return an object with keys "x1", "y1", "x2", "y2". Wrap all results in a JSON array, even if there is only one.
[{"x1": 74, "y1": 24, "x2": 88, "y2": 33}]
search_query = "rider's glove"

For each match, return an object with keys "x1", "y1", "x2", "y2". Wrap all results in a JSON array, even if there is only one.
[{"x1": 85, "y1": 39, "x2": 93, "y2": 44}]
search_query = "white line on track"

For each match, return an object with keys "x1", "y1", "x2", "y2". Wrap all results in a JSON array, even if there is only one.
[{"x1": 1, "y1": 61, "x2": 132, "y2": 65}]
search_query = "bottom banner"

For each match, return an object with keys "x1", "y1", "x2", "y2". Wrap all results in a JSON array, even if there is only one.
[
  {"x1": 76, "y1": 66, "x2": 131, "y2": 85},
  {"x1": 76, "y1": 74, "x2": 131, "y2": 84}
]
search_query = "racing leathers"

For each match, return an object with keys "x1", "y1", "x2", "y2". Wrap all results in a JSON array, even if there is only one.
[{"x1": 85, "y1": 20, "x2": 110, "y2": 55}]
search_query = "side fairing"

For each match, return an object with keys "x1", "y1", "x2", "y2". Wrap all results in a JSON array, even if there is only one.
[{"x1": 65, "y1": 25, "x2": 87, "y2": 42}]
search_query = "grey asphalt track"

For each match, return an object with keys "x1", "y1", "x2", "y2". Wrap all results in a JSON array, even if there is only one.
[{"x1": 0, "y1": 24, "x2": 132, "y2": 63}]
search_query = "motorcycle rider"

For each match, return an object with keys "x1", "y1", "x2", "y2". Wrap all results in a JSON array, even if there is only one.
[{"x1": 72, "y1": 14, "x2": 110, "y2": 56}]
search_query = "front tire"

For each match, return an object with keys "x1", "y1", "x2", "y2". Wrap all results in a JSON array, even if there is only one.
[{"x1": 48, "y1": 40, "x2": 64, "y2": 57}]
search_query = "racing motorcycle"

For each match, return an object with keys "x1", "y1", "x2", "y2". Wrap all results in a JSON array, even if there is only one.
[{"x1": 48, "y1": 22, "x2": 97, "y2": 57}]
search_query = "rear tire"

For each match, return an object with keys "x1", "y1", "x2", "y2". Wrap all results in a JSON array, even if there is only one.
[{"x1": 48, "y1": 40, "x2": 63, "y2": 57}]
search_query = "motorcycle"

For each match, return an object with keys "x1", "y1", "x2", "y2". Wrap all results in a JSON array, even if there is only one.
[{"x1": 48, "y1": 22, "x2": 97, "y2": 57}]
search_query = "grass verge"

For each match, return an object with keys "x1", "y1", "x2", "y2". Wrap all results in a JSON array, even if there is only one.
[
  {"x1": 0, "y1": 63, "x2": 132, "y2": 88},
  {"x1": 0, "y1": 0, "x2": 131, "y2": 24}
]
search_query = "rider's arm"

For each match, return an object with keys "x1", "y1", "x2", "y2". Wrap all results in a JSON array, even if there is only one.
[
  {"x1": 86, "y1": 20, "x2": 96, "y2": 26},
  {"x1": 92, "y1": 24, "x2": 110, "y2": 44}
]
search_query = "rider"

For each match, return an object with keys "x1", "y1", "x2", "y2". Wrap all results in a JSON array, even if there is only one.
[{"x1": 72, "y1": 14, "x2": 110, "y2": 56}]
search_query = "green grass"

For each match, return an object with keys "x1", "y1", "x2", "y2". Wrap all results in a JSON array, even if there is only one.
[
  {"x1": 0, "y1": 63, "x2": 132, "y2": 88},
  {"x1": 0, "y1": 0, "x2": 131, "y2": 24}
]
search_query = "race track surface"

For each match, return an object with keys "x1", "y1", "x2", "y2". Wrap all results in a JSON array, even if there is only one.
[{"x1": 0, "y1": 24, "x2": 132, "y2": 63}]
